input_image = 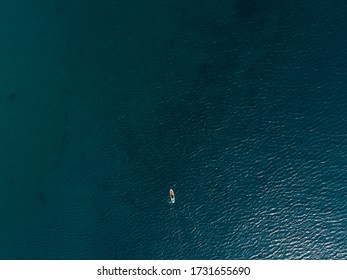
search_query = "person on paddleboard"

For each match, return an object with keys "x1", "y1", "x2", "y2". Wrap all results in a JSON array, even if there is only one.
[{"x1": 170, "y1": 188, "x2": 175, "y2": 203}]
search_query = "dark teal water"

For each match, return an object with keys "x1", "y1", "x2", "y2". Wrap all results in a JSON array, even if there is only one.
[{"x1": 0, "y1": 0, "x2": 346, "y2": 259}]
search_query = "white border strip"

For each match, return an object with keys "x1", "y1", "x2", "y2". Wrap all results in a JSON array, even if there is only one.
[{"x1": 0, "y1": 260, "x2": 345, "y2": 280}]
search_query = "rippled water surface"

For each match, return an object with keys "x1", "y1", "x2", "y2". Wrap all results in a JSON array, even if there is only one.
[{"x1": 0, "y1": 0, "x2": 346, "y2": 259}]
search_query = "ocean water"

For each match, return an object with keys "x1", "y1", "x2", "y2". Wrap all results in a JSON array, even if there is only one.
[{"x1": 0, "y1": 0, "x2": 346, "y2": 259}]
